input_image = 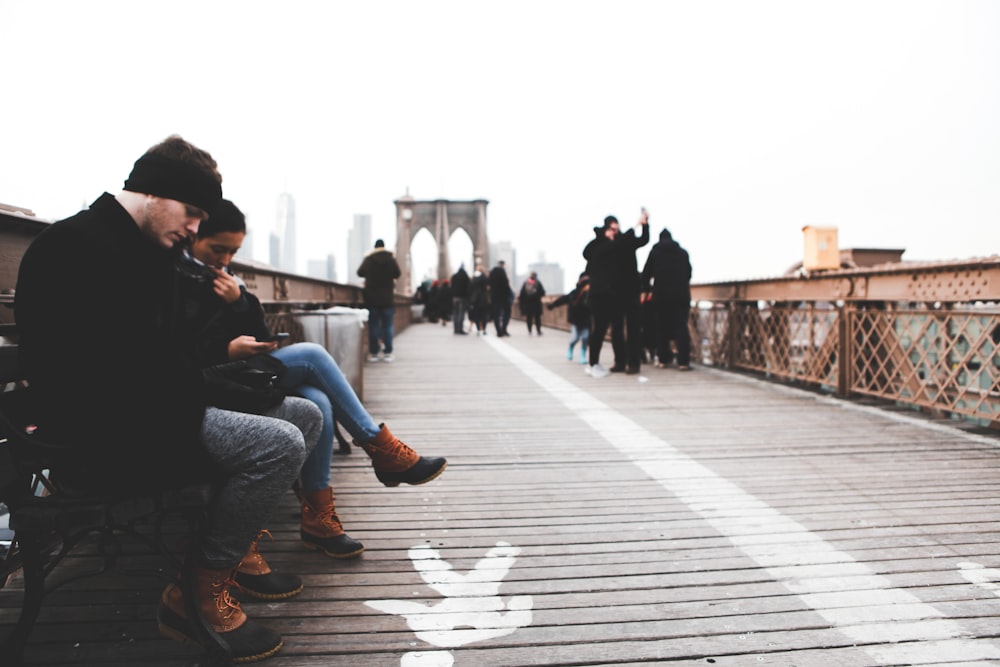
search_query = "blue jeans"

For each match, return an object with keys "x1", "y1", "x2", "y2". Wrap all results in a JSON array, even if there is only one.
[
  {"x1": 569, "y1": 324, "x2": 590, "y2": 350},
  {"x1": 491, "y1": 302, "x2": 507, "y2": 335},
  {"x1": 272, "y1": 343, "x2": 381, "y2": 493},
  {"x1": 368, "y1": 306, "x2": 395, "y2": 354},
  {"x1": 452, "y1": 297, "x2": 468, "y2": 333}
]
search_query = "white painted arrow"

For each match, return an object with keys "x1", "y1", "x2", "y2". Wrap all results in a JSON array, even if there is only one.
[{"x1": 365, "y1": 541, "x2": 533, "y2": 649}]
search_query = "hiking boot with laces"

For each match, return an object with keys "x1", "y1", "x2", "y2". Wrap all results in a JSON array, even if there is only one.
[
  {"x1": 355, "y1": 423, "x2": 447, "y2": 487},
  {"x1": 157, "y1": 565, "x2": 283, "y2": 663},
  {"x1": 300, "y1": 487, "x2": 365, "y2": 558},
  {"x1": 233, "y1": 531, "x2": 304, "y2": 600}
]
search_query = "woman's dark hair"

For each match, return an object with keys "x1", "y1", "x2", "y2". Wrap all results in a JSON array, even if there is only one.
[{"x1": 198, "y1": 198, "x2": 246, "y2": 238}]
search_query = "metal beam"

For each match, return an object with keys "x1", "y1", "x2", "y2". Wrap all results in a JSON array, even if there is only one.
[{"x1": 692, "y1": 258, "x2": 1000, "y2": 303}]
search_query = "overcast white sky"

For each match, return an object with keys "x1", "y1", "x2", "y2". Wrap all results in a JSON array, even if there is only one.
[{"x1": 3, "y1": 0, "x2": 999, "y2": 293}]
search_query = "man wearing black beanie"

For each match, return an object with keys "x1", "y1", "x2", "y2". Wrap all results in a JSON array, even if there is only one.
[{"x1": 15, "y1": 135, "x2": 318, "y2": 662}]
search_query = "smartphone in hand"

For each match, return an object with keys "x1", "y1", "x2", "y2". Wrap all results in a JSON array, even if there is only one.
[{"x1": 256, "y1": 332, "x2": 290, "y2": 342}]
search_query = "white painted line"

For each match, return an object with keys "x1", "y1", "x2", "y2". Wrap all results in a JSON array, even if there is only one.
[{"x1": 485, "y1": 336, "x2": 1000, "y2": 664}]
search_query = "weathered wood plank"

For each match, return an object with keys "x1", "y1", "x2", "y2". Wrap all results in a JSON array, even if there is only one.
[{"x1": 5, "y1": 322, "x2": 1000, "y2": 665}]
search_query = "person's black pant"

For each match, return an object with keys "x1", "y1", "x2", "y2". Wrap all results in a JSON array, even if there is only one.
[
  {"x1": 622, "y1": 292, "x2": 644, "y2": 368},
  {"x1": 655, "y1": 301, "x2": 691, "y2": 366},
  {"x1": 452, "y1": 297, "x2": 468, "y2": 333},
  {"x1": 525, "y1": 308, "x2": 542, "y2": 333},
  {"x1": 491, "y1": 301, "x2": 507, "y2": 335},
  {"x1": 589, "y1": 293, "x2": 626, "y2": 368}
]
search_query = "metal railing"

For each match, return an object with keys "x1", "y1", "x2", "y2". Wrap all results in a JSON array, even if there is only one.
[
  {"x1": 688, "y1": 299, "x2": 1000, "y2": 419},
  {"x1": 541, "y1": 258, "x2": 1000, "y2": 429},
  {"x1": 0, "y1": 210, "x2": 416, "y2": 401},
  {"x1": 5, "y1": 209, "x2": 999, "y2": 427}
]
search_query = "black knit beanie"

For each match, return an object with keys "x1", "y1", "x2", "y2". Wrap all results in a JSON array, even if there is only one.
[{"x1": 123, "y1": 153, "x2": 222, "y2": 213}]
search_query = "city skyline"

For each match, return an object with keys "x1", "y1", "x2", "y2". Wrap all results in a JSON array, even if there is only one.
[
  {"x1": 2, "y1": 2, "x2": 997, "y2": 287},
  {"x1": 270, "y1": 192, "x2": 298, "y2": 274}
]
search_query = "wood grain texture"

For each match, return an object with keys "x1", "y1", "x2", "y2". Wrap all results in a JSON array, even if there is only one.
[{"x1": 3, "y1": 322, "x2": 1000, "y2": 666}]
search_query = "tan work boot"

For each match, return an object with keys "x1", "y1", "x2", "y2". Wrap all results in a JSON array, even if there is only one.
[
  {"x1": 301, "y1": 487, "x2": 365, "y2": 558},
  {"x1": 234, "y1": 531, "x2": 304, "y2": 600},
  {"x1": 157, "y1": 565, "x2": 283, "y2": 663},
  {"x1": 354, "y1": 423, "x2": 447, "y2": 487}
]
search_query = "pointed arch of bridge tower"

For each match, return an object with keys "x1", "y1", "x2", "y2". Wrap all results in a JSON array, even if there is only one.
[{"x1": 394, "y1": 195, "x2": 489, "y2": 293}]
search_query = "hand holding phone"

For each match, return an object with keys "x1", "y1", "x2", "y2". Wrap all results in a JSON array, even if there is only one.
[{"x1": 256, "y1": 332, "x2": 290, "y2": 342}]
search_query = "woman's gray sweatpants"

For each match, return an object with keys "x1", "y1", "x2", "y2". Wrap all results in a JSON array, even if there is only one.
[{"x1": 197, "y1": 396, "x2": 322, "y2": 569}]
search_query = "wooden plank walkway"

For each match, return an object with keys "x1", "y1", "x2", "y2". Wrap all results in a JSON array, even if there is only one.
[{"x1": 5, "y1": 321, "x2": 1000, "y2": 666}]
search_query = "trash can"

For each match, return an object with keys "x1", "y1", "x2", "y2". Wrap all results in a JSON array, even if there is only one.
[{"x1": 293, "y1": 306, "x2": 369, "y2": 400}]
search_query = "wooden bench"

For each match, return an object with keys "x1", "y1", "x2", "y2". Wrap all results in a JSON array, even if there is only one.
[{"x1": 0, "y1": 342, "x2": 233, "y2": 665}]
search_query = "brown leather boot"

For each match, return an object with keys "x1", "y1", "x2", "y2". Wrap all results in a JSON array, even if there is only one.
[
  {"x1": 157, "y1": 565, "x2": 283, "y2": 663},
  {"x1": 354, "y1": 423, "x2": 447, "y2": 487},
  {"x1": 301, "y1": 487, "x2": 365, "y2": 558},
  {"x1": 234, "y1": 531, "x2": 304, "y2": 600}
]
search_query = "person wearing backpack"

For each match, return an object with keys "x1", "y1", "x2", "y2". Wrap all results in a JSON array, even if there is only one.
[{"x1": 518, "y1": 272, "x2": 546, "y2": 335}]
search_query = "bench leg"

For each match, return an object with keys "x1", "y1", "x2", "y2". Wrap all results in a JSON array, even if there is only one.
[{"x1": 0, "y1": 530, "x2": 46, "y2": 662}]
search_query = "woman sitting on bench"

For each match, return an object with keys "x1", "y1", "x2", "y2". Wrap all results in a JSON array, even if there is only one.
[{"x1": 177, "y1": 200, "x2": 446, "y2": 585}]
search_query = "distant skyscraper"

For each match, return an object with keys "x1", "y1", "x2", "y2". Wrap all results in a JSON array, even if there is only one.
[
  {"x1": 268, "y1": 232, "x2": 281, "y2": 270},
  {"x1": 242, "y1": 223, "x2": 254, "y2": 262},
  {"x1": 274, "y1": 193, "x2": 297, "y2": 273},
  {"x1": 347, "y1": 214, "x2": 372, "y2": 286},
  {"x1": 528, "y1": 253, "x2": 566, "y2": 295},
  {"x1": 307, "y1": 255, "x2": 337, "y2": 282},
  {"x1": 490, "y1": 241, "x2": 516, "y2": 280}
]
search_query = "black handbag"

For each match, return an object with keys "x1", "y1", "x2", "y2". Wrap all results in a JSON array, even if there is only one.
[{"x1": 202, "y1": 354, "x2": 288, "y2": 414}]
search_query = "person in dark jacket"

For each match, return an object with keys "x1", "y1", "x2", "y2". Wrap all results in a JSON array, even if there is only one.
[
  {"x1": 357, "y1": 239, "x2": 401, "y2": 361},
  {"x1": 468, "y1": 265, "x2": 491, "y2": 335},
  {"x1": 181, "y1": 202, "x2": 447, "y2": 567},
  {"x1": 435, "y1": 279, "x2": 453, "y2": 326},
  {"x1": 14, "y1": 136, "x2": 318, "y2": 661},
  {"x1": 423, "y1": 280, "x2": 440, "y2": 322},
  {"x1": 641, "y1": 228, "x2": 693, "y2": 369},
  {"x1": 582, "y1": 210, "x2": 650, "y2": 376},
  {"x1": 489, "y1": 260, "x2": 514, "y2": 337},
  {"x1": 450, "y1": 265, "x2": 471, "y2": 334},
  {"x1": 518, "y1": 271, "x2": 546, "y2": 335},
  {"x1": 548, "y1": 272, "x2": 591, "y2": 363},
  {"x1": 413, "y1": 280, "x2": 431, "y2": 321}
]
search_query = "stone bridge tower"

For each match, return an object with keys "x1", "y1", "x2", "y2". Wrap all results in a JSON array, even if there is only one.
[{"x1": 394, "y1": 195, "x2": 489, "y2": 292}]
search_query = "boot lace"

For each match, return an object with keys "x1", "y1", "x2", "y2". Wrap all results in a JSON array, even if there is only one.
[
  {"x1": 320, "y1": 509, "x2": 344, "y2": 532},
  {"x1": 212, "y1": 575, "x2": 243, "y2": 621},
  {"x1": 242, "y1": 530, "x2": 272, "y2": 567},
  {"x1": 311, "y1": 499, "x2": 344, "y2": 533},
  {"x1": 370, "y1": 434, "x2": 417, "y2": 468}
]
